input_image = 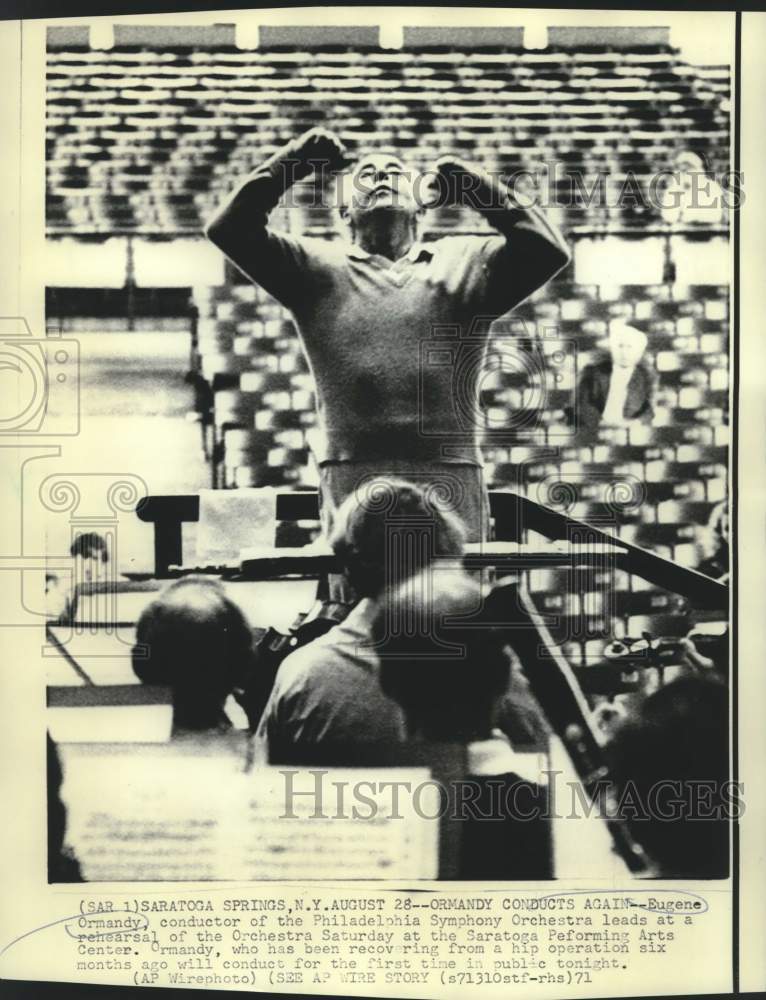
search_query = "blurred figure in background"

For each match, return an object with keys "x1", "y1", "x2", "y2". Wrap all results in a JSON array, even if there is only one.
[
  {"x1": 132, "y1": 577, "x2": 255, "y2": 737},
  {"x1": 377, "y1": 569, "x2": 552, "y2": 880},
  {"x1": 697, "y1": 499, "x2": 729, "y2": 582},
  {"x1": 60, "y1": 531, "x2": 112, "y2": 628},
  {"x1": 70, "y1": 531, "x2": 109, "y2": 583},
  {"x1": 46, "y1": 533, "x2": 111, "y2": 625},
  {"x1": 570, "y1": 321, "x2": 655, "y2": 434},
  {"x1": 47, "y1": 733, "x2": 82, "y2": 883},
  {"x1": 659, "y1": 151, "x2": 726, "y2": 228},
  {"x1": 255, "y1": 478, "x2": 466, "y2": 759}
]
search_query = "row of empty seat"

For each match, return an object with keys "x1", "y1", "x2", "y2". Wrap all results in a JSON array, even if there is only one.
[{"x1": 46, "y1": 39, "x2": 729, "y2": 232}]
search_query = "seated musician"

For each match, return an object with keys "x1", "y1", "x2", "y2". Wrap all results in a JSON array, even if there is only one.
[
  {"x1": 606, "y1": 675, "x2": 730, "y2": 878},
  {"x1": 132, "y1": 577, "x2": 255, "y2": 738},
  {"x1": 254, "y1": 478, "x2": 465, "y2": 759},
  {"x1": 376, "y1": 569, "x2": 552, "y2": 880}
]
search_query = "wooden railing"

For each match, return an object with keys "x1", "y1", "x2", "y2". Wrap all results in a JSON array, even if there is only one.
[{"x1": 136, "y1": 490, "x2": 727, "y2": 610}]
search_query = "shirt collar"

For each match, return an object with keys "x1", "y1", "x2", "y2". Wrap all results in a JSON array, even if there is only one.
[
  {"x1": 467, "y1": 731, "x2": 547, "y2": 784},
  {"x1": 337, "y1": 597, "x2": 378, "y2": 637},
  {"x1": 346, "y1": 241, "x2": 433, "y2": 264}
]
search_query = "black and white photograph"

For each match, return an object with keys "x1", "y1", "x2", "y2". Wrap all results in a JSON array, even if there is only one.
[{"x1": 1, "y1": 6, "x2": 764, "y2": 999}]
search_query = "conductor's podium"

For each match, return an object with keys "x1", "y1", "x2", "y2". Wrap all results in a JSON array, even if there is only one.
[
  {"x1": 47, "y1": 488, "x2": 726, "y2": 694},
  {"x1": 136, "y1": 490, "x2": 726, "y2": 608}
]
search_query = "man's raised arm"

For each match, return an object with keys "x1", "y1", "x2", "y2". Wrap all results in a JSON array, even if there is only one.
[
  {"x1": 204, "y1": 128, "x2": 352, "y2": 306},
  {"x1": 434, "y1": 157, "x2": 571, "y2": 312}
]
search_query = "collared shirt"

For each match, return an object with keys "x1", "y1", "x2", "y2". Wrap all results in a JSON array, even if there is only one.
[
  {"x1": 247, "y1": 230, "x2": 518, "y2": 464},
  {"x1": 345, "y1": 240, "x2": 432, "y2": 265},
  {"x1": 254, "y1": 599, "x2": 405, "y2": 760},
  {"x1": 211, "y1": 156, "x2": 570, "y2": 465},
  {"x1": 601, "y1": 364, "x2": 635, "y2": 424}
]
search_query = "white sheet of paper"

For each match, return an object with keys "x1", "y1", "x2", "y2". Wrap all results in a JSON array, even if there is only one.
[
  {"x1": 196, "y1": 488, "x2": 278, "y2": 565},
  {"x1": 60, "y1": 743, "x2": 439, "y2": 881}
]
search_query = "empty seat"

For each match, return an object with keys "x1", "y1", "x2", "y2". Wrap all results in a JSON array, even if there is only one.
[{"x1": 213, "y1": 389, "x2": 261, "y2": 434}]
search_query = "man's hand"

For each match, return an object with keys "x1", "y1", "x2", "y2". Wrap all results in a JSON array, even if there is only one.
[
  {"x1": 427, "y1": 156, "x2": 476, "y2": 208},
  {"x1": 434, "y1": 155, "x2": 478, "y2": 181},
  {"x1": 292, "y1": 127, "x2": 354, "y2": 174},
  {"x1": 427, "y1": 155, "x2": 506, "y2": 213}
]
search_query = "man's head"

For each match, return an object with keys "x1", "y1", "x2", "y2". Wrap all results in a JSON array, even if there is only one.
[
  {"x1": 70, "y1": 532, "x2": 109, "y2": 584},
  {"x1": 608, "y1": 321, "x2": 648, "y2": 370},
  {"x1": 339, "y1": 153, "x2": 424, "y2": 236},
  {"x1": 674, "y1": 150, "x2": 706, "y2": 174},
  {"x1": 328, "y1": 477, "x2": 466, "y2": 599},
  {"x1": 606, "y1": 675, "x2": 729, "y2": 877},
  {"x1": 375, "y1": 569, "x2": 509, "y2": 742},
  {"x1": 70, "y1": 532, "x2": 108, "y2": 561},
  {"x1": 132, "y1": 577, "x2": 253, "y2": 731}
]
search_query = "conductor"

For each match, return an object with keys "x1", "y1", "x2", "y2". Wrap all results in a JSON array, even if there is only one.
[{"x1": 206, "y1": 128, "x2": 570, "y2": 601}]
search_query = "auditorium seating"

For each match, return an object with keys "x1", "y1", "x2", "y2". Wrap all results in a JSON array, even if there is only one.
[
  {"x1": 46, "y1": 26, "x2": 730, "y2": 686},
  {"x1": 47, "y1": 29, "x2": 729, "y2": 234},
  {"x1": 185, "y1": 264, "x2": 728, "y2": 495}
]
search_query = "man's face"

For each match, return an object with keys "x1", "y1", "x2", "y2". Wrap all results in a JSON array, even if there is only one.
[
  {"x1": 342, "y1": 154, "x2": 421, "y2": 228},
  {"x1": 610, "y1": 329, "x2": 646, "y2": 369}
]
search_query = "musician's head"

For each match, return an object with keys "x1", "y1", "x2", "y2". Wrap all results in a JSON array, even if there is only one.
[
  {"x1": 70, "y1": 531, "x2": 108, "y2": 583},
  {"x1": 132, "y1": 577, "x2": 253, "y2": 733},
  {"x1": 607, "y1": 675, "x2": 730, "y2": 877},
  {"x1": 339, "y1": 152, "x2": 425, "y2": 245},
  {"x1": 376, "y1": 569, "x2": 509, "y2": 742},
  {"x1": 329, "y1": 478, "x2": 466, "y2": 600}
]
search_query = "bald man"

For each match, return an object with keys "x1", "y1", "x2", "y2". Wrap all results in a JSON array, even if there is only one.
[
  {"x1": 206, "y1": 128, "x2": 569, "y2": 589},
  {"x1": 571, "y1": 322, "x2": 656, "y2": 433}
]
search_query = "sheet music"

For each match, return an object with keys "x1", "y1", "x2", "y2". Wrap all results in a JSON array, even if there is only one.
[{"x1": 61, "y1": 744, "x2": 438, "y2": 881}]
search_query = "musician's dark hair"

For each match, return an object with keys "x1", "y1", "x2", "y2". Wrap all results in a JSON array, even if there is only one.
[
  {"x1": 328, "y1": 478, "x2": 466, "y2": 598},
  {"x1": 375, "y1": 569, "x2": 509, "y2": 740},
  {"x1": 70, "y1": 531, "x2": 108, "y2": 561},
  {"x1": 132, "y1": 577, "x2": 253, "y2": 730}
]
